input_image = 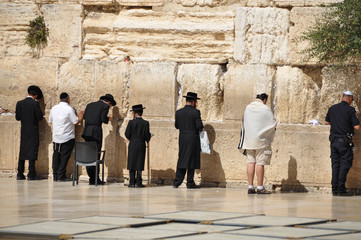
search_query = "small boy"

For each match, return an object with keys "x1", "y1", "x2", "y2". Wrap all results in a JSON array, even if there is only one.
[{"x1": 125, "y1": 104, "x2": 151, "y2": 188}]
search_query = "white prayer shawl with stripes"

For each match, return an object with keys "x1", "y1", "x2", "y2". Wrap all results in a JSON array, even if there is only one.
[{"x1": 238, "y1": 99, "x2": 277, "y2": 150}]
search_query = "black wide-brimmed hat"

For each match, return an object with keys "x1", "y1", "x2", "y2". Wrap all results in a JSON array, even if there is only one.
[
  {"x1": 27, "y1": 85, "x2": 43, "y2": 100},
  {"x1": 131, "y1": 104, "x2": 146, "y2": 112},
  {"x1": 100, "y1": 94, "x2": 116, "y2": 106},
  {"x1": 183, "y1": 92, "x2": 200, "y2": 100}
]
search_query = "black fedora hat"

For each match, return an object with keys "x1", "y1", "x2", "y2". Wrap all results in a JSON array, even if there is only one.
[
  {"x1": 183, "y1": 92, "x2": 200, "y2": 100},
  {"x1": 100, "y1": 94, "x2": 116, "y2": 106},
  {"x1": 27, "y1": 85, "x2": 43, "y2": 100},
  {"x1": 131, "y1": 104, "x2": 146, "y2": 112}
]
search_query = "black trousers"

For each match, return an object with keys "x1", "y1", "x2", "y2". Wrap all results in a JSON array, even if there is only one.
[
  {"x1": 52, "y1": 139, "x2": 75, "y2": 180},
  {"x1": 83, "y1": 136, "x2": 102, "y2": 183},
  {"x1": 129, "y1": 170, "x2": 142, "y2": 186},
  {"x1": 330, "y1": 137, "x2": 353, "y2": 194},
  {"x1": 173, "y1": 168, "x2": 195, "y2": 187},
  {"x1": 18, "y1": 159, "x2": 36, "y2": 178}
]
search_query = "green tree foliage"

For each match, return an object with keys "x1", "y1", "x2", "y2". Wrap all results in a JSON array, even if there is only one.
[
  {"x1": 25, "y1": 16, "x2": 49, "y2": 48},
  {"x1": 302, "y1": 0, "x2": 361, "y2": 65}
]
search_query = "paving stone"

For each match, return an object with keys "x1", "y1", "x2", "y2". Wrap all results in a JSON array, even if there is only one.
[
  {"x1": 311, "y1": 232, "x2": 361, "y2": 239},
  {"x1": 228, "y1": 226, "x2": 350, "y2": 238},
  {"x1": 141, "y1": 222, "x2": 244, "y2": 233},
  {"x1": 144, "y1": 210, "x2": 258, "y2": 223},
  {"x1": 0, "y1": 221, "x2": 116, "y2": 237},
  {"x1": 74, "y1": 227, "x2": 197, "y2": 239},
  {"x1": 167, "y1": 232, "x2": 281, "y2": 239},
  {"x1": 213, "y1": 215, "x2": 331, "y2": 227},
  {"x1": 308, "y1": 221, "x2": 361, "y2": 231},
  {"x1": 61, "y1": 216, "x2": 167, "y2": 227}
]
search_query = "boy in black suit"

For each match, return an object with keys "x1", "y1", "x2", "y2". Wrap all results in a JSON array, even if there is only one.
[
  {"x1": 125, "y1": 104, "x2": 151, "y2": 188},
  {"x1": 15, "y1": 85, "x2": 44, "y2": 180}
]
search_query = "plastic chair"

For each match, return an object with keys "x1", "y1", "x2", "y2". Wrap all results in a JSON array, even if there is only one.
[{"x1": 72, "y1": 142, "x2": 105, "y2": 187}]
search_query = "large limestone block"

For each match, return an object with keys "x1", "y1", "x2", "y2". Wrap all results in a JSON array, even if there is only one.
[
  {"x1": 94, "y1": 61, "x2": 130, "y2": 116},
  {"x1": 269, "y1": 124, "x2": 331, "y2": 186},
  {"x1": 57, "y1": 60, "x2": 96, "y2": 111},
  {"x1": 41, "y1": 4, "x2": 82, "y2": 59},
  {"x1": 176, "y1": 64, "x2": 224, "y2": 121},
  {"x1": 234, "y1": 7, "x2": 290, "y2": 65},
  {"x1": 167, "y1": 0, "x2": 247, "y2": 7},
  {"x1": 129, "y1": 62, "x2": 177, "y2": 119},
  {"x1": 0, "y1": 116, "x2": 18, "y2": 171},
  {"x1": 275, "y1": 66, "x2": 321, "y2": 124},
  {"x1": 0, "y1": 57, "x2": 58, "y2": 111},
  {"x1": 223, "y1": 64, "x2": 275, "y2": 121},
  {"x1": 319, "y1": 67, "x2": 361, "y2": 121},
  {"x1": 246, "y1": 0, "x2": 270, "y2": 7},
  {"x1": 274, "y1": 0, "x2": 339, "y2": 7},
  {"x1": 83, "y1": 10, "x2": 234, "y2": 63},
  {"x1": 0, "y1": 3, "x2": 39, "y2": 57},
  {"x1": 119, "y1": 0, "x2": 163, "y2": 6},
  {"x1": 289, "y1": 7, "x2": 326, "y2": 65}
]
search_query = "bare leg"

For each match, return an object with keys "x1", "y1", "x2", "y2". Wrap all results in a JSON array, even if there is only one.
[
  {"x1": 247, "y1": 163, "x2": 255, "y2": 185},
  {"x1": 256, "y1": 165, "x2": 264, "y2": 187}
]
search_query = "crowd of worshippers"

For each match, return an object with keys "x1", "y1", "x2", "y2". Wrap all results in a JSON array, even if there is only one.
[{"x1": 15, "y1": 85, "x2": 360, "y2": 195}]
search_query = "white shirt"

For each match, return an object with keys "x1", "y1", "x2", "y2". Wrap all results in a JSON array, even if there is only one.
[{"x1": 49, "y1": 102, "x2": 78, "y2": 143}]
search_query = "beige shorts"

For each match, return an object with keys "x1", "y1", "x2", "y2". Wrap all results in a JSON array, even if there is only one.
[{"x1": 246, "y1": 146, "x2": 272, "y2": 166}]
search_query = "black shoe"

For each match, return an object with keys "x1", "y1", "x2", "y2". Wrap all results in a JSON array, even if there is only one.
[
  {"x1": 128, "y1": 184, "x2": 135, "y2": 188},
  {"x1": 17, "y1": 174, "x2": 26, "y2": 180},
  {"x1": 173, "y1": 184, "x2": 179, "y2": 188},
  {"x1": 89, "y1": 179, "x2": 106, "y2": 185},
  {"x1": 248, "y1": 188, "x2": 256, "y2": 194},
  {"x1": 337, "y1": 192, "x2": 353, "y2": 196},
  {"x1": 136, "y1": 184, "x2": 145, "y2": 188},
  {"x1": 187, "y1": 184, "x2": 200, "y2": 189},
  {"x1": 28, "y1": 175, "x2": 42, "y2": 181}
]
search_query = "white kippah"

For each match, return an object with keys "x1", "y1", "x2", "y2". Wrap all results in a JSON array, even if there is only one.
[{"x1": 344, "y1": 91, "x2": 353, "y2": 96}]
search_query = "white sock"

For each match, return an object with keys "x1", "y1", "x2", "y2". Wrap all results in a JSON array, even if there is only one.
[
  {"x1": 257, "y1": 186, "x2": 264, "y2": 190},
  {"x1": 248, "y1": 185, "x2": 254, "y2": 189}
]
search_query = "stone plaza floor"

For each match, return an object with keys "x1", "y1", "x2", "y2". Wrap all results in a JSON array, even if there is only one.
[{"x1": 1, "y1": 178, "x2": 361, "y2": 239}]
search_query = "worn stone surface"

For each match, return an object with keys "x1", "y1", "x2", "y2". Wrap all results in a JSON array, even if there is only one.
[
  {"x1": 0, "y1": 57, "x2": 58, "y2": 111},
  {"x1": 319, "y1": 67, "x2": 361, "y2": 122},
  {"x1": 223, "y1": 64, "x2": 275, "y2": 121},
  {"x1": 234, "y1": 7, "x2": 290, "y2": 65},
  {"x1": 83, "y1": 9, "x2": 234, "y2": 63},
  {"x1": 41, "y1": 4, "x2": 83, "y2": 59},
  {"x1": 289, "y1": 7, "x2": 326, "y2": 66},
  {"x1": 246, "y1": 0, "x2": 270, "y2": 7},
  {"x1": 0, "y1": 116, "x2": 18, "y2": 171},
  {"x1": 129, "y1": 62, "x2": 177, "y2": 119},
  {"x1": 119, "y1": 0, "x2": 163, "y2": 6},
  {"x1": 274, "y1": 0, "x2": 339, "y2": 7},
  {"x1": 57, "y1": 60, "x2": 96, "y2": 111},
  {"x1": 177, "y1": 64, "x2": 224, "y2": 121},
  {"x1": 275, "y1": 66, "x2": 321, "y2": 124},
  {"x1": 167, "y1": 0, "x2": 246, "y2": 7},
  {"x1": 0, "y1": 3, "x2": 39, "y2": 57}
]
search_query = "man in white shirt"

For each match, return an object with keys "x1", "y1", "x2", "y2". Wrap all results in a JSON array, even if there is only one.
[
  {"x1": 49, "y1": 92, "x2": 83, "y2": 181},
  {"x1": 239, "y1": 93, "x2": 277, "y2": 194}
]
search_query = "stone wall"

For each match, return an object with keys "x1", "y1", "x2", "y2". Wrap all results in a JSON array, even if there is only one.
[{"x1": 1, "y1": 0, "x2": 361, "y2": 190}]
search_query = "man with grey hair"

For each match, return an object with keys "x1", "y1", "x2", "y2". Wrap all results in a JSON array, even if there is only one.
[
  {"x1": 49, "y1": 92, "x2": 83, "y2": 181},
  {"x1": 325, "y1": 91, "x2": 360, "y2": 196},
  {"x1": 239, "y1": 93, "x2": 277, "y2": 194}
]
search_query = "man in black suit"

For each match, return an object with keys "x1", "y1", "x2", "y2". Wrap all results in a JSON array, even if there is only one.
[
  {"x1": 82, "y1": 94, "x2": 116, "y2": 185},
  {"x1": 125, "y1": 104, "x2": 151, "y2": 188},
  {"x1": 173, "y1": 92, "x2": 203, "y2": 189},
  {"x1": 15, "y1": 85, "x2": 44, "y2": 180}
]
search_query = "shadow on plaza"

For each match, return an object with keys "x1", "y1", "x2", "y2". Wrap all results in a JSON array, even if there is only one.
[
  {"x1": 275, "y1": 156, "x2": 308, "y2": 193},
  {"x1": 200, "y1": 124, "x2": 226, "y2": 187}
]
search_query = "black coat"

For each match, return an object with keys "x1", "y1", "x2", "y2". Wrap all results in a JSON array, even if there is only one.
[
  {"x1": 175, "y1": 105, "x2": 203, "y2": 169},
  {"x1": 82, "y1": 100, "x2": 110, "y2": 142},
  {"x1": 15, "y1": 97, "x2": 43, "y2": 161},
  {"x1": 125, "y1": 117, "x2": 151, "y2": 171}
]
